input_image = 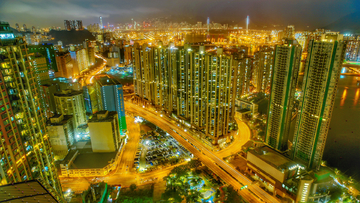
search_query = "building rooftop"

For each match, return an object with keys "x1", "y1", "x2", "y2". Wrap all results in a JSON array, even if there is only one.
[
  {"x1": 70, "y1": 151, "x2": 117, "y2": 169},
  {"x1": 0, "y1": 180, "x2": 58, "y2": 202},
  {"x1": 51, "y1": 114, "x2": 62, "y2": 118},
  {"x1": 47, "y1": 114, "x2": 73, "y2": 126},
  {"x1": 94, "y1": 74, "x2": 122, "y2": 86},
  {"x1": 54, "y1": 89, "x2": 82, "y2": 97},
  {"x1": 88, "y1": 111, "x2": 117, "y2": 123},
  {"x1": 56, "y1": 51, "x2": 70, "y2": 57},
  {"x1": 249, "y1": 146, "x2": 296, "y2": 170},
  {"x1": 237, "y1": 109, "x2": 251, "y2": 113}
]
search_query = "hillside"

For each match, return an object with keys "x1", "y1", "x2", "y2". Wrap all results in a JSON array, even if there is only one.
[
  {"x1": 323, "y1": 12, "x2": 360, "y2": 33},
  {"x1": 47, "y1": 29, "x2": 95, "y2": 46}
]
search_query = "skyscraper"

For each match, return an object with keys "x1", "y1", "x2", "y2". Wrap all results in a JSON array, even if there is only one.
[
  {"x1": 92, "y1": 74, "x2": 127, "y2": 135},
  {"x1": 99, "y1": 16, "x2": 103, "y2": 30},
  {"x1": 207, "y1": 17, "x2": 210, "y2": 32},
  {"x1": 246, "y1": 15, "x2": 249, "y2": 33},
  {"x1": 0, "y1": 22, "x2": 62, "y2": 197},
  {"x1": 293, "y1": 40, "x2": 346, "y2": 169},
  {"x1": 265, "y1": 42, "x2": 302, "y2": 152},
  {"x1": 64, "y1": 20, "x2": 71, "y2": 31}
]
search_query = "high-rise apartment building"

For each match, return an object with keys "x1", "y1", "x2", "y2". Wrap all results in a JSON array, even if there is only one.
[
  {"x1": 92, "y1": 74, "x2": 127, "y2": 135},
  {"x1": 54, "y1": 90, "x2": 86, "y2": 132},
  {"x1": 284, "y1": 25, "x2": 295, "y2": 40},
  {"x1": 31, "y1": 54, "x2": 50, "y2": 84},
  {"x1": 64, "y1": 20, "x2": 83, "y2": 31},
  {"x1": 88, "y1": 47, "x2": 95, "y2": 65},
  {"x1": 0, "y1": 22, "x2": 62, "y2": 197},
  {"x1": 55, "y1": 51, "x2": 74, "y2": 78},
  {"x1": 64, "y1": 20, "x2": 71, "y2": 31},
  {"x1": 75, "y1": 20, "x2": 83, "y2": 30},
  {"x1": 40, "y1": 83, "x2": 58, "y2": 118},
  {"x1": 345, "y1": 38, "x2": 360, "y2": 61},
  {"x1": 30, "y1": 54, "x2": 52, "y2": 119},
  {"x1": 236, "y1": 56, "x2": 253, "y2": 98},
  {"x1": 28, "y1": 43, "x2": 58, "y2": 72},
  {"x1": 293, "y1": 40, "x2": 346, "y2": 169},
  {"x1": 265, "y1": 42, "x2": 302, "y2": 152},
  {"x1": 253, "y1": 46, "x2": 274, "y2": 93},
  {"x1": 70, "y1": 48, "x2": 89, "y2": 75},
  {"x1": 133, "y1": 44, "x2": 237, "y2": 146},
  {"x1": 320, "y1": 32, "x2": 343, "y2": 42},
  {"x1": 83, "y1": 84, "x2": 102, "y2": 114},
  {"x1": 124, "y1": 46, "x2": 132, "y2": 65}
]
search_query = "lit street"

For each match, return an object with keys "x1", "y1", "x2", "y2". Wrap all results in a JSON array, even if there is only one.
[
  {"x1": 59, "y1": 103, "x2": 261, "y2": 201},
  {"x1": 124, "y1": 102, "x2": 280, "y2": 203}
]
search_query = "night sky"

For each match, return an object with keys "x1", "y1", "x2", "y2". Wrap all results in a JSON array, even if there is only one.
[{"x1": 1, "y1": 0, "x2": 359, "y2": 30}]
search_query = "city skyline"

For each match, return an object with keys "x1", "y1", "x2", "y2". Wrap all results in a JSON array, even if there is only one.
[
  {"x1": 1, "y1": 0, "x2": 360, "y2": 30},
  {"x1": 0, "y1": 1, "x2": 359, "y2": 202}
]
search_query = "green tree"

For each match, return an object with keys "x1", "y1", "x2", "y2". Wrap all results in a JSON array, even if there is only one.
[
  {"x1": 224, "y1": 185, "x2": 245, "y2": 203},
  {"x1": 161, "y1": 188, "x2": 183, "y2": 202},
  {"x1": 185, "y1": 189, "x2": 203, "y2": 203},
  {"x1": 130, "y1": 183, "x2": 137, "y2": 192},
  {"x1": 188, "y1": 159, "x2": 202, "y2": 169}
]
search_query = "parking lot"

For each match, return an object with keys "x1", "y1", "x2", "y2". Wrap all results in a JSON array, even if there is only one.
[{"x1": 134, "y1": 128, "x2": 192, "y2": 171}]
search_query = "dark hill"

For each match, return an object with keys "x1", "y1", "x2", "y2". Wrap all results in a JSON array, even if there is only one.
[
  {"x1": 323, "y1": 12, "x2": 360, "y2": 33},
  {"x1": 47, "y1": 29, "x2": 95, "y2": 46}
]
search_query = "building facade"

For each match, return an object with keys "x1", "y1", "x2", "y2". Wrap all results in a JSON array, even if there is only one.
[
  {"x1": 237, "y1": 56, "x2": 253, "y2": 98},
  {"x1": 266, "y1": 43, "x2": 302, "y2": 152},
  {"x1": 293, "y1": 40, "x2": 347, "y2": 169},
  {"x1": 55, "y1": 52, "x2": 74, "y2": 78},
  {"x1": 64, "y1": 20, "x2": 83, "y2": 31},
  {"x1": 133, "y1": 44, "x2": 238, "y2": 146},
  {"x1": 46, "y1": 114, "x2": 75, "y2": 160},
  {"x1": 88, "y1": 111, "x2": 121, "y2": 152},
  {"x1": 27, "y1": 43, "x2": 57, "y2": 72},
  {"x1": 0, "y1": 22, "x2": 62, "y2": 196},
  {"x1": 54, "y1": 90, "x2": 87, "y2": 132},
  {"x1": 253, "y1": 46, "x2": 274, "y2": 93}
]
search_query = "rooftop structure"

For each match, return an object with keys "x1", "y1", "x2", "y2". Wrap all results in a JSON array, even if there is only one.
[{"x1": 0, "y1": 180, "x2": 59, "y2": 202}]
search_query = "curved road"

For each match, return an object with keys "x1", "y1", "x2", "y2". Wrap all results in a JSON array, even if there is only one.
[
  {"x1": 60, "y1": 102, "x2": 276, "y2": 202},
  {"x1": 125, "y1": 102, "x2": 280, "y2": 203}
]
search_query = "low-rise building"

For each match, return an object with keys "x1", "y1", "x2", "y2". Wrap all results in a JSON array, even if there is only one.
[
  {"x1": 246, "y1": 147, "x2": 300, "y2": 201},
  {"x1": 54, "y1": 89, "x2": 87, "y2": 132},
  {"x1": 46, "y1": 114, "x2": 75, "y2": 160},
  {"x1": 246, "y1": 146, "x2": 335, "y2": 203},
  {"x1": 88, "y1": 111, "x2": 121, "y2": 152}
]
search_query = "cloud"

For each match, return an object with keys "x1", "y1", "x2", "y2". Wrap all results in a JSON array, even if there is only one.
[
  {"x1": 0, "y1": 0, "x2": 358, "y2": 29},
  {"x1": 134, "y1": 7, "x2": 161, "y2": 13}
]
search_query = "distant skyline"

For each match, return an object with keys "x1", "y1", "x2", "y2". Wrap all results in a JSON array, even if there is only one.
[{"x1": 1, "y1": 0, "x2": 359, "y2": 30}]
